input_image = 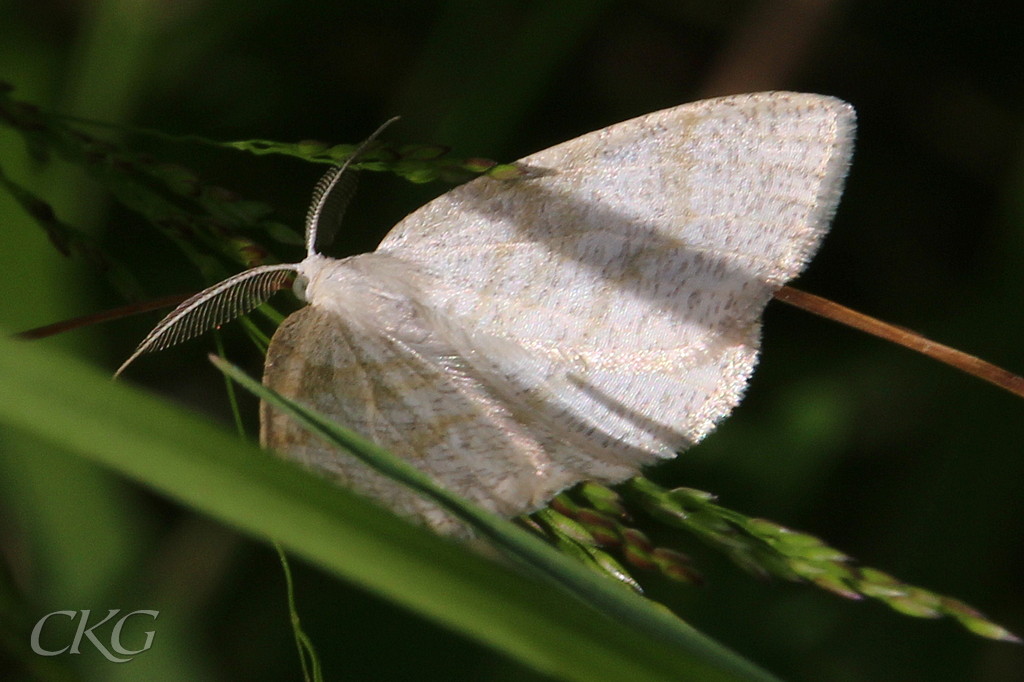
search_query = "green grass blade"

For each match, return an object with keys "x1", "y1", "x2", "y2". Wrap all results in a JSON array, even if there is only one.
[
  {"x1": 209, "y1": 355, "x2": 780, "y2": 678},
  {"x1": 0, "y1": 334, "x2": 778, "y2": 682}
]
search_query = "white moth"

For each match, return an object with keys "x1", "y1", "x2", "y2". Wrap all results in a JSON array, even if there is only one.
[{"x1": 121, "y1": 92, "x2": 856, "y2": 534}]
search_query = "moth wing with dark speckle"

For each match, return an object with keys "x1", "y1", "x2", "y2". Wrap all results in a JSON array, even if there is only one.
[{"x1": 378, "y1": 92, "x2": 855, "y2": 452}]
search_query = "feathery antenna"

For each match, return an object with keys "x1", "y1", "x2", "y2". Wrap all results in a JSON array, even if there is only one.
[
  {"x1": 304, "y1": 116, "x2": 400, "y2": 258},
  {"x1": 116, "y1": 264, "x2": 296, "y2": 376}
]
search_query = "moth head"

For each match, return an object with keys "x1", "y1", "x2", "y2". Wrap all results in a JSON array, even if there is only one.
[
  {"x1": 291, "y1": 252, "x2": 334, "y2": 304},
  {"x1": 292, "y1": 272, "x2": 311, "y2": 303}
]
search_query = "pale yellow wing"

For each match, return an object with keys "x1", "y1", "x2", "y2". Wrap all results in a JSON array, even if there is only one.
[{"x1": 377, "y1": 92, "x2": 855, "y2": 449}]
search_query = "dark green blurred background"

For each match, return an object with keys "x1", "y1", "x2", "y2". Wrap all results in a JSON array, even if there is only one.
[{"x1": 1, "y1": 1, "x2": 1022, "y2": 680}]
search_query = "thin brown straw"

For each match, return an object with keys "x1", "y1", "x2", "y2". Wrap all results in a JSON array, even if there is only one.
[
  {"x1": 14, "y1": 293, "x2": 191, "y2": 340},
  {"x1": 774, "y1": 285, "x2": 1024, "y2": 399}
]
